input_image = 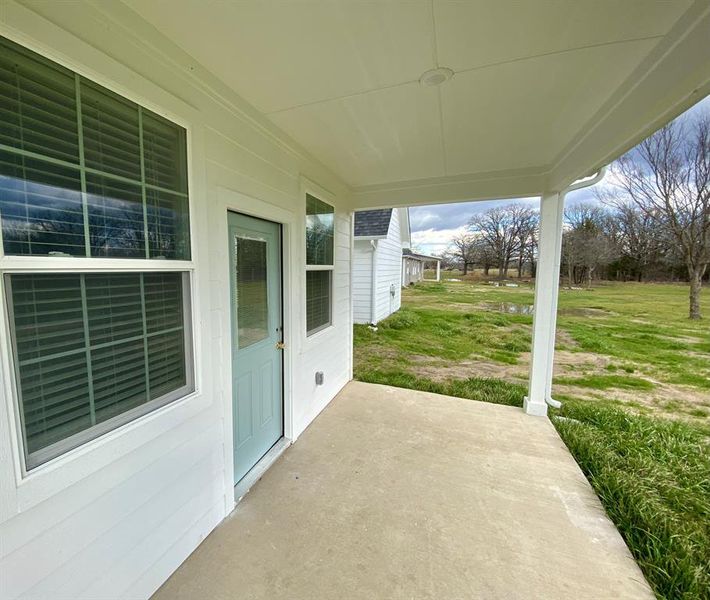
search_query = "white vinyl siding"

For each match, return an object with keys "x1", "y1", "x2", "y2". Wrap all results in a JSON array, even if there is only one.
[
  {"x1": 0, "y1": 4, "x2": 353, "y2": 600},
  {"x1": 373, "y1": 209, "x2": 402, "y2": 323},
  {"x1": 352, "y1": 241, "x2": 373, "y2": 324},
  {"x1": 352, "y1": 209, "x2": 403, "y2": 325}
]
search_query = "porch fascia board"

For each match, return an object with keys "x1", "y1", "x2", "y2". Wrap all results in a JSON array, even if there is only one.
[{"x1": 350, "y1": 166, "x2": 547, "y2": 210}]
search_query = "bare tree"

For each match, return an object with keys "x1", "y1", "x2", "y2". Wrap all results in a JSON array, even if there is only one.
[
  {"x1": 607, "y1": 204, "x2": 666, "y2": 281},
  {"x1": 447, "y1": 232, "x2": 476, "y2": 274},
  {"x1": 468, "y1": 203, "x2": 537, "y2": 279},
  {"x1": 562, "y1": 203, "x2": 612, "y2": 289},
  {"x1": 471, "y1": 237, "x2": 496, "y2": 276},
  {"x1": 600, "y1": 115, "x2": 710, "y2": 318},
  {"x1": 515, "y1": 209, "x2": 538, "y2": 278}
]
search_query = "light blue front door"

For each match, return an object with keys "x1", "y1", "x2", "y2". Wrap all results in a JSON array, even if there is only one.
[{"x1": 228, "y1": 212, "x2": 283, "y2": 484}]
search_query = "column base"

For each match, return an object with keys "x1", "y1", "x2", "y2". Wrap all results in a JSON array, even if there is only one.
[{"x1": 523, "y1": 396, "x2": 548, "y2": 417}]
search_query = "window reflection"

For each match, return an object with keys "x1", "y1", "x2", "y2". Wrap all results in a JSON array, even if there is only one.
[
  {"x1": 306, "y1": 193, "x2": 334, "y2": 265},
  {"x1": 86, "y1": 174, "x2": 145, "y2": 258},
  {"x1": 0, "y1": 153, "x2": 190, "y2": 259},
  {"x1": 0, "y1": 152, "x2": 85, "y2": 256},
  {"x1": 236, "y1": 236, "x2": 269, "y2": 349},
  {"x1": 146, "y1": 188, "x2": 190, "y2": 260}
]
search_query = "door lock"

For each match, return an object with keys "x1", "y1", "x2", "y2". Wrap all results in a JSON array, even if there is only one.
[{"x1": 276, "y1": 341, "x2": 285, "y2": 350}]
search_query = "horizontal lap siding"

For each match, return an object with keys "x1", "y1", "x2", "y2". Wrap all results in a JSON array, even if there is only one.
[
  {"x1": 0, "y1": 2, "x2": 353, "y2": 599},
  {"x1": 352, "y1": 241, "x2": 373, "y2": 324},
  {"x1": 374, "y1": 210, "x2": 403, "y2": 323}
]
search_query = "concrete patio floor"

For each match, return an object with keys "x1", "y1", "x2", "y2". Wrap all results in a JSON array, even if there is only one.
[{"x1": 153, "y1": 381, "x2": 652, "y2": 599}]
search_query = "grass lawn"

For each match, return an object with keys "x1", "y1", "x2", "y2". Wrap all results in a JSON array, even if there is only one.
[
  {"x1": 355, "y1": 279, "x2": 710, "y2": 422},
  {"x1": 353, "y1": 278, "x2": 710, "y2": 599}
]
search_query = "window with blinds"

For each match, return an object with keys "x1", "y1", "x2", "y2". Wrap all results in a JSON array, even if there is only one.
[
  {"x1": 0, "y1": 35, "x2": 190, "y2": 259},
  {"x1": 0, "y1": 36, "x2": 194, "y2": 470},
  {"x1": 305, "y1": 193, "x2": 334, "y2": 335},
  {"x1": 6, "y1": 272, "x2": 191, "y2": 468}
]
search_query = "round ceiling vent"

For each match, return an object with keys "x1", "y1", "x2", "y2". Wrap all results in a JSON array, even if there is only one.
[{"x1": 419, "y1": 67, "x2": 454, "y2": 87}]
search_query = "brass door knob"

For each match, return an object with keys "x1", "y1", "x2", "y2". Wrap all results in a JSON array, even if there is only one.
[{"x1": 276, "y1": 341, "x2": 285, "y2": 350}]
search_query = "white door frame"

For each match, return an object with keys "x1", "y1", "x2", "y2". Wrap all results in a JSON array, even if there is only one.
[{"x1": 212, "y1": 187, "x2": 295, "y2": 509}]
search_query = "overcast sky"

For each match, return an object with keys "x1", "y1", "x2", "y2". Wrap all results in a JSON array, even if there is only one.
[{"x1": 410, "y1": 95, "x2": 710, "y2": 255}]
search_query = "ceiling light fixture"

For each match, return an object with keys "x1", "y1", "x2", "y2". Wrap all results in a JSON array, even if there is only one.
[{"x1": 419, "y1": 67, "x2": 454, "y2": 87}]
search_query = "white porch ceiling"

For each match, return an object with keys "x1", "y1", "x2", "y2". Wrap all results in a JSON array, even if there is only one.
[{"x1": 125, "y1": 0, "x2": 709, "y2": 205}]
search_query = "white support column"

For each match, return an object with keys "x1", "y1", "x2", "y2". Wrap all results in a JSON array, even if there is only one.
[
  {"x1": 525, "y1": 191, "x2": 565, "y2": 416},
  {"x1": 435, "y1": 260, "x2": 441, "y2": 282}
]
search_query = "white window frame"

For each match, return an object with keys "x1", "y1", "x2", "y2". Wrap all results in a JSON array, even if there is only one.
[
  {"x1": 0, "y1": 34, "x2": 198, "y2": 476},
  {"x1": 304, "y1": 191, "x2": 335, "y2": 337}
]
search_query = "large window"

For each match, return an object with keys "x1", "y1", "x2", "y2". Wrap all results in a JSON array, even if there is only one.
[
  {"x1": 0, "y1": 36, "x2": 194, "y2": 469},
  {"x1": 0, "y1": 38, "x2": 190, "y2": 259},
  {"x1": 305, "y1": 193, "x2": 334, "y2": 335}
]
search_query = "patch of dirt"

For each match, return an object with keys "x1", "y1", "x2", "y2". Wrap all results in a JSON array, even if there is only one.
[
  {"x1": 667, "y1": 335, "x2": 706, "y2": 345},
  {"x1": 553, "y1": 383, "x2": 710, "y2": 421},
  {"x1": 557, "y1": 307, "x2": 615, "y2": 317},
  {"x1": 354, "y1": 345, "x2": 401, "y2": 363},
  {"x1": 555, "y1": 330, "x2": 580, "y2": 349},
  {"x1": 409, "y1": 349, "x2": 609, "y2": 384},
  {"x1": 414, "y1": 358, "x2": 528, "y2": 384}
]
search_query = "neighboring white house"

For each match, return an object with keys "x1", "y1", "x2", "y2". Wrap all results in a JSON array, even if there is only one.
[
  {"x1": 353, "y1": 208, "x2": 410, "y2": 324},
  {"x1": 0, "y1": 2, "x2": 706, "y2": 599},
  {"x1": 402, "y1": 249, "x2": 442, "y2": 286}
]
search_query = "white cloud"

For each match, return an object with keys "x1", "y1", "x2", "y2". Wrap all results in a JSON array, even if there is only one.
[{"x1": 411, "y1": 225, "x2": 469, "y2": 255}]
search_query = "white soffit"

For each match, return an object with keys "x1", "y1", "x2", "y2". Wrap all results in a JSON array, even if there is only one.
[
  {"x1": 441, "y1": 38, "x2": 659, "y2": 176},
  {"x1": 269, "y1": 82, "x2": 446, "y2": 186},
  {"x1": 125, "y1": 0, "x2": 698, "y2": 195}
]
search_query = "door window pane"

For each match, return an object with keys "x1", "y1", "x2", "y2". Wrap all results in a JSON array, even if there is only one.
[
  {"x1": 235, "y1": 236, "x2": 269, "y2": 349},
  {"x1": 306, "y1": 270, "x2": 331, "y2": 334}
]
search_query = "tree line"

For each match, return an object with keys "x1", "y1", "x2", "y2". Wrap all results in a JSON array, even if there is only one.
[{"x1": 441, "y1": 113, "x2": 709, "y2": 319}]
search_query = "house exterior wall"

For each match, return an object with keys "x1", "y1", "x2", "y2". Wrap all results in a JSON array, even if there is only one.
[
  {"x1": 353, "y1": 209, "x2": 403, "y2": 325},
  {"x1": 373, "y1": 209, "x2": 403, "y2": 323},
  {"x1": 0, "y1": 2, "x2": 353, "y2": 599},
  {"x1": 352, "y1": 241, "x2": 373, "y2": 324}
]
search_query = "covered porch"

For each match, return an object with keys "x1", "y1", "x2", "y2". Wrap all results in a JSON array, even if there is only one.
[{"x1": 153, "y1": 381, "x2": 651, "y2": 600}]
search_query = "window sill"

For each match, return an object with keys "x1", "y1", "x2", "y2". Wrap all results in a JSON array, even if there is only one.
[
  {"x1": 13, "y1": 387, "x2": 206, "y2": 494},
  {"x1": 304, "y1": 322, "x2": 335, "y2": 345}
]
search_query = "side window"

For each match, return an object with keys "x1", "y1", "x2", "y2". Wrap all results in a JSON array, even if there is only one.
[{"x1": 305, "y1": 193, "x2": 334, "y2": 335}]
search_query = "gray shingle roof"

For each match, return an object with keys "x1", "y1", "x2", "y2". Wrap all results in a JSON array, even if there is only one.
[
  {"x1": 354, "y1": 209, "x2": 393, "y2": 237},
  {"x1": 403, "y1": 248, "x2": 440, "y2": 261}
]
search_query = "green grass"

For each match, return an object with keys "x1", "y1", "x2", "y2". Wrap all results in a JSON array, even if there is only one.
[
  {"x1": 356, "y1": 370, "x2": 525, "y2": 408},
  {"x1": 552, "y1": 401, "x2": 710, "y2": 599},
  {"x1": 355, "y1": 281, "x2": 710, "y2": 419},
  {"x1": 355, "y1": 305, "x2": 531, "y2": 366}
]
